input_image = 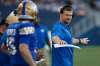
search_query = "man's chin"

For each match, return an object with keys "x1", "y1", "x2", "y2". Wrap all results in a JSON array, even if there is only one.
[{"x1": 65, "y1": 21, "x2": 71, "y2": 24}]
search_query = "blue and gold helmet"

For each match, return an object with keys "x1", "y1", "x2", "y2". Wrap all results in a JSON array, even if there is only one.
[{"x1": 17, "y1": 0, "x2": 38, "y2": 20}]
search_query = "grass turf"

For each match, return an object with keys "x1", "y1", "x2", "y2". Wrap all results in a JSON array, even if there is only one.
[{"x1": 74, "y1": 46, "x2": 100, "y2": 66}]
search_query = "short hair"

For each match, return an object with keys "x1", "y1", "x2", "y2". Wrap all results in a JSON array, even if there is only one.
[{"x1": 60, "y1": 5, "x2": 73, "y2": 14}]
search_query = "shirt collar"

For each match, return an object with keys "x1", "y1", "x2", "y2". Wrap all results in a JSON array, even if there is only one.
[{"x1": 59, "y1": 21, "x2": 70, "y2": 28}]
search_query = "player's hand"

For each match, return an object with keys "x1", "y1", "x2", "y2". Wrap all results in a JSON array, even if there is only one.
[
  {"x1": 54, "y1": 39, "x2": 66, "y2": 45},
  {"x1": 36, "y1": 49, "x2": 44, "y2": 61},
  {"x1": 52, "y1": 36, "x2": 67, "y2": 45},
  {"x1": 0, "y1": 44, "x2": 10, "y2": 54},
  {"x1": 59, "y1": 40, "x2": 67, "y2": 45},
  {"x1": 80, "y1": 38, "x2": 90, "y2": 45}
]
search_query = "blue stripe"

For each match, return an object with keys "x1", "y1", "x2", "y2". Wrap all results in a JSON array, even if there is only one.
[{"x1": 22, "y1": 0, "x2": 27, "y2": 15}]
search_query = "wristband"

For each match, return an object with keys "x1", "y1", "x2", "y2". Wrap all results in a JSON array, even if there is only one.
[{"x1": 79, "y1": 39, "x2": 81, "y2": 44}]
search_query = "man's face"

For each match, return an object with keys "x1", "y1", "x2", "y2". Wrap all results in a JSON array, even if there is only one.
[
  {"x1": 60, "y1": 10, "x2": 73, "y2": 24},
  {"x1": 0, "y1": 25, "x2": 7, "y2": 33}
]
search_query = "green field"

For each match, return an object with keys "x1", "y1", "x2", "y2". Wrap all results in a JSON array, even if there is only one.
[{"x1": 74, "y1": 46, "x2": 100, "y2": 66}]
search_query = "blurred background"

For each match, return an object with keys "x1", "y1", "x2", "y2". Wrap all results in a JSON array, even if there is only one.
[{"x1": 0, "y1": 0, "x2": 100, "y2": 66}]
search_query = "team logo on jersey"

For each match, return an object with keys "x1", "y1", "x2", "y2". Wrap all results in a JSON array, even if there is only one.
[
  {"x1": 7, "y1": 29, "x2": 16, "y2": 36},
  {"x1": 41, "y1": 29, "x2": 44, "y2": 33}
]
